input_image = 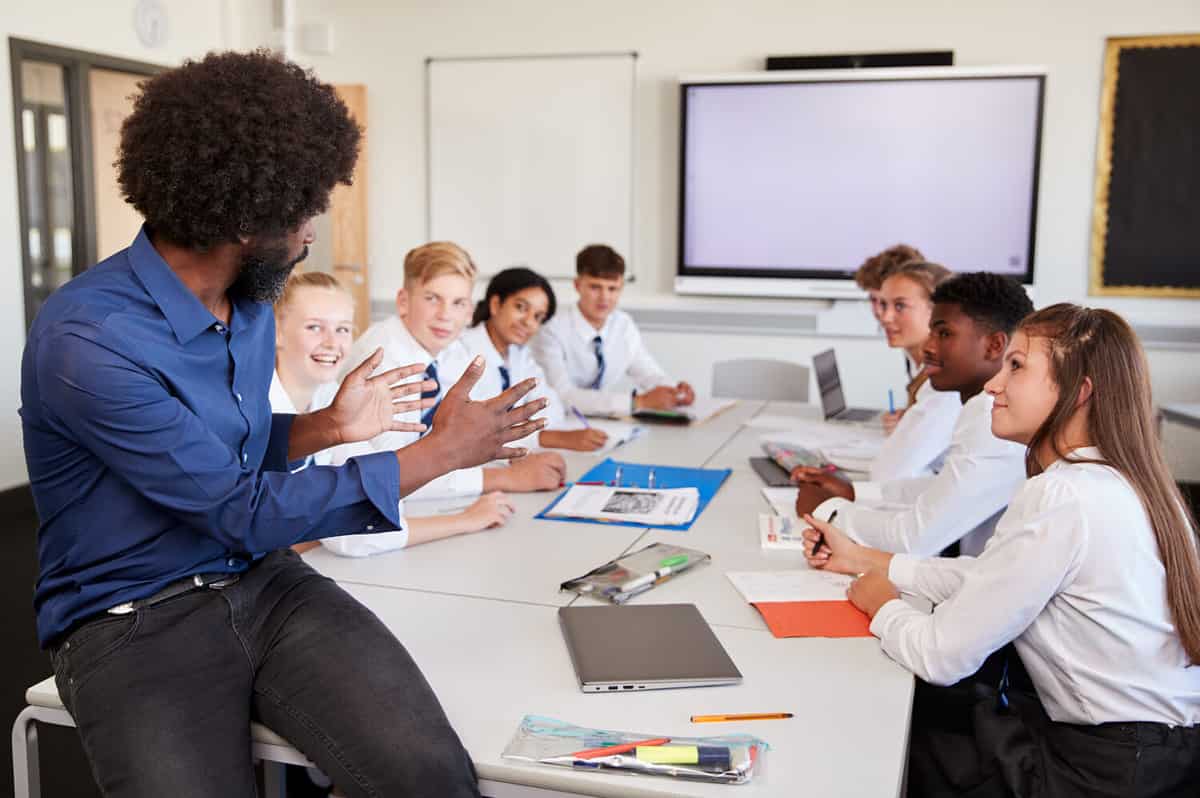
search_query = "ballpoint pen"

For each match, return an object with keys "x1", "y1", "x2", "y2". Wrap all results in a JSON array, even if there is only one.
[
  {"x1": 571, "y1": 406, "x2": 593, "y2": 429},
  {"x1": 812, "y1": 510, "x2": 837, "y2": 556},
  {"x1": 888, "y1": 389, "x2": 895, "y2": 414}
]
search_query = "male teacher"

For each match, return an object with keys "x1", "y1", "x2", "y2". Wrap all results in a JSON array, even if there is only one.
[{"x1": 19, "y1": 50, "x2": 544, "y2": 797}]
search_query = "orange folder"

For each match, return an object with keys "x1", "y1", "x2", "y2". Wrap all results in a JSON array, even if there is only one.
[{"x1": 753, "y1": 600, "x2": 872, "y2": 638}]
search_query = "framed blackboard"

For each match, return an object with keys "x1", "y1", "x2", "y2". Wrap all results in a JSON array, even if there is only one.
[{"x1": 1090, "y1": 34, "x2": 1200, "y2": 297}]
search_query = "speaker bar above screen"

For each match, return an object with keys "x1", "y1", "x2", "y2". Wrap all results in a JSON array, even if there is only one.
[
  {"x1": 676, "y1": 66, "x2": 1045, "y2": 298},
  {"x1": 766, "y1": 51, "x2": 953, "y2": 71}
]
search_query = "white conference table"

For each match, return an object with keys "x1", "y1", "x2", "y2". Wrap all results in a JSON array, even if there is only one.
[{"x1": 304, "y1": 399, "x2": 914, "y2": 797}]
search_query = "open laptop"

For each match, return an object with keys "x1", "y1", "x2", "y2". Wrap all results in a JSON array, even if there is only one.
[
  {"x1": 813, "y1": 348, "x2": 880, "y2": 423},
  {"x1": 558, "y1": 604, "x2": 742, "y2": 693}
]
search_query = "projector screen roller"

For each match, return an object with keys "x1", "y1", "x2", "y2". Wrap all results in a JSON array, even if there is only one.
[{"x1": 678, "y1": 70, "x2": 1044, "y2": 291}]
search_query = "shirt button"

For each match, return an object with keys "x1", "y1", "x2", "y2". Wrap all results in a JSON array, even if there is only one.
[
  {"x1": 214, "y1": 324, "x2": 225, "y2": 333},
  {"x1": 366, "y1": 524, "x2": 375, "y2": 532},
  {"x1": 241, "y1": 452, "x2": 248, "y2": 463},
  {"x1": 235, "y1": 392, "x2": 243, "y2": 402},
  {"x1": 227, "y1": 558, "x2": 237, "y2": 568}
]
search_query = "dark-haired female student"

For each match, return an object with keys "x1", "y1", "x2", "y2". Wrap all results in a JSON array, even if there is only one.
[
  {"x1": 460, "y1": 267, "x2": 609, "y2": 451},
  {"x1": 802, "y1": 303, "x2": 1200, "y2": 797}
]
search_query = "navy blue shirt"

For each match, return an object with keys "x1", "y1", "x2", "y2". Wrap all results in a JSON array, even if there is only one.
[{"x1": 21, "y1": 228, "x2": 403, "y2": 646}]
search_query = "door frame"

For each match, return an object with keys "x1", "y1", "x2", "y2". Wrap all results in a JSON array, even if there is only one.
[{"x1": 8, "y1": 37, "x2": 163, "y2": 328}]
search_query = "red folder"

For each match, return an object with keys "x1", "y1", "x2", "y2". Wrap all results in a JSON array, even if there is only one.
[{"x1": 753, "y1": 600, "x2": 872, "y2": 638}]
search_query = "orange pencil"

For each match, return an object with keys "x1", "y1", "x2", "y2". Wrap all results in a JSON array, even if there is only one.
[{"x1": 690, "y1": 712, "x2": 793, "y2": 723}]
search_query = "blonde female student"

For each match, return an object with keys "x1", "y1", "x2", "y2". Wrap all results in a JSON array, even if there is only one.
[
  {"x1": 803, "y1": 303, "x2": 1200, "y2": 797},
  {"x1": 272, "y1": 272, "x2": 514, "y2": 556},
  {"x1": 460, "y1": 267, "x2": 609, "y2": 451},
  {"x1": 869, "y1": 260, "x2": 963, "y2": 481}
]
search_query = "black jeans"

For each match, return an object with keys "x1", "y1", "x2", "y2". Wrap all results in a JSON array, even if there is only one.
[
  {"x1": 49, "y1": 550, "x2": 480, "y2": 798},
  {"x1": 909, "y1": 646, "x2": 1200, "y2": 797}
]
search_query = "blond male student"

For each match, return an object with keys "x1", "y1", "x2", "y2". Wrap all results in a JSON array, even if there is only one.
[
  {"x1": 532, "y1": 244, "x2": 693, "y2": 417},
  {"x1": 330, "y1": 242, "x2": 565, "y2": 496}
]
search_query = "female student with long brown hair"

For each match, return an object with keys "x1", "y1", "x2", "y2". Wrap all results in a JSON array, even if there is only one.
[{"x1": 803, "y1": 303, "x2": 1200, "y2": 796}]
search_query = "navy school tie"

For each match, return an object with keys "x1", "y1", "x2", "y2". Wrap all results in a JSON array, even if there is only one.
[
  {"x1": 499, "y1": 365, "x2": 511, "y2": 392},
  {"x1": 590, "y1": 335, "x2": 605, "y2": 390},
  {"x1": 420, "y1": 361, "x2": 440, "y2": 430}
]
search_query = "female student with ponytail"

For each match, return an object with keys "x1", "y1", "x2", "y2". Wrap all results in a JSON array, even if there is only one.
[
  {"x1": 803, "y1": 303, "x2": 1200, "y2": 796},
  {"x1": 460, "y1": 268, "x2": 610, "y2": 451}
]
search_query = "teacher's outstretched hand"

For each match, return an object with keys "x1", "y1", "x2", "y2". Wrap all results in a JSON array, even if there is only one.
[{"x1": 427, "y1": 356, "x2": 549, "y2": 467}]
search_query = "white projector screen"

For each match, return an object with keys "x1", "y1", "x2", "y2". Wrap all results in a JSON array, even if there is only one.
[{"x1": 678, "y1": 68, "x2": 1044, "y2": 294}]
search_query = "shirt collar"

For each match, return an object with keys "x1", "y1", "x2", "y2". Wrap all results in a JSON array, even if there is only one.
[
  {"x1": 1047, "y1": 446, "x2": 1104, "y2": 471},
  {"x1": 570, "y1": 302, "x2": 609, "y2": 343},
  {"x1": 389, "y1": 315, "x2": 436, "y2": 364},
  {"x1": 465, "y1": 323, "x2": 507, "y2": 366},
  {"x1": 127, "y1": 226, "x2": 268, "y2": 344}
]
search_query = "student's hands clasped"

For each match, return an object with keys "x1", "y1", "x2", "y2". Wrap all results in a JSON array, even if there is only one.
[
  {"x1": 427, "y1": 357, "x2": 550, "y2": 468},
  {"x1": 462, "y1": 492, "x2": 516, "y2": 530},
  {"x1": 635, "y1": 381, "x2": 695, "y2": 410},
  {"x1": 489, "y1": 452, "x2": 568, "y2": 492},
  {"x1": 791, "y1": 467, "x2": 854, "y2": 515},
  {"x1": 325, "y1": 348, "x2": 439, "y2": 441},
  {"x1": 801, "y1": 513, "x2": 898, "y2": 619},
  {"x1": 789, "y1": 467, "x2": 855, "y2": 498}
]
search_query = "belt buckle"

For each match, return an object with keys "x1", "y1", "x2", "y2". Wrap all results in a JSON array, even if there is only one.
[{"x1": 106, "y1": 601, "x2": 136, "y2": 616}]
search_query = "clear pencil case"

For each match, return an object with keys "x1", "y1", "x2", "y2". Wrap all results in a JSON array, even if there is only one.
[
  {"x1": 559, "y1": 542, "x2": 711, "y2": 604},
  {"x1": 501, "y1": 715, "x2": 768, "y2": 785}
]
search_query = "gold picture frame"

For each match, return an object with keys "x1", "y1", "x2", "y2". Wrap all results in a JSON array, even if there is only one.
[{"x1": 1089, "y1": 33, "x2": 1200, "y2": 297}]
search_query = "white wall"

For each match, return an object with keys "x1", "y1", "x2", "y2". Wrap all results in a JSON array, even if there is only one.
[{"x1": 0, "y1": 0, "x2": 265, "y2": 489}]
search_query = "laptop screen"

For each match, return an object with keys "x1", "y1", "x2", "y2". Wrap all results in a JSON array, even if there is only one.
[{"x1": 813, "y1": 349, "x2": 847, "y2": 419}]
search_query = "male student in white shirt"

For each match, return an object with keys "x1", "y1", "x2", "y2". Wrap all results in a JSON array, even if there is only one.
[
  {"x1": 532, "y1": 244, "x2": 694, "y2": 417},
  {"x1": 792, "y1": 272, "x2": 1034, "y2": 556},
  {"x1": 330, "y1": 241, "x2": 566, "y2": 497}
]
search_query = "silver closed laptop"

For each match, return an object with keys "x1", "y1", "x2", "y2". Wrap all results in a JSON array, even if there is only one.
[{"x1": 558, "y1": 604, "x2": 742, "y2": 693}]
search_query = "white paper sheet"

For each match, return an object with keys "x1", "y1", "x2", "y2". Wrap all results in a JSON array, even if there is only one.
[
  {"x1": 761, "y1": 486, "x2": 800, "y2": 521},
  {"x1": 726, "y1": 569, "x2": 854, "y2": 603},
  {"x1": 588, "y1": 420, "x2": 645, "y2": 454},
  {"x1": 548, "y1": 484, "x2": 700, "y2": 525}
]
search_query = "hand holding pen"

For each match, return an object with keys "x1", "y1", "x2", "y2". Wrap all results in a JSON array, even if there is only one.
[{"x1": 801, "y1": 512, "x2": 880, "y2": 576}]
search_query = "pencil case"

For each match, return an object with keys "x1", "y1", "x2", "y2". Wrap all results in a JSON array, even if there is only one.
[
  {"x1": 501, "y1": 715, "x2": 769, "y2": 784},
  {"x1": 559, "y1": 542, "x2": 711, "y2": 604}
]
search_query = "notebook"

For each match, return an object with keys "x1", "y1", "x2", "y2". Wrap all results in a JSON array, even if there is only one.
[{"x1": 558, "y1": 604, "x2": 742, "y2": 693}]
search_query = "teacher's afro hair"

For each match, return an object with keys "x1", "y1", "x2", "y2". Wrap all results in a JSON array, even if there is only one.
[{"x1": 117, "y1": 49, "x2": 360, "y2": 249}]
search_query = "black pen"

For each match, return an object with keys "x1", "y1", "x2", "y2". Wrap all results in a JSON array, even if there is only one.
[{"x1": 812, "y1": 510, "x2": 837, "y2": 557}]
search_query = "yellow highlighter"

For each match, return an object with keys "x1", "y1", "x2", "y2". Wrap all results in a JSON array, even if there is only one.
[{"x1": 636, "y1": 745, "x2": 731, "y2": 768}]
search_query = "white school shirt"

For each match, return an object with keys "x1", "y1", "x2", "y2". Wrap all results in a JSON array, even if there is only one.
[
  {"x1": 458, "y1": 324, "x2": 568, "y2": 428},
  {"x1": 869, "y1": 375, "x2": 962, "y2": 482},
  {"x1": 816, "y1": 392, "x2": 1026, "y2": 557},
  {"x1": 531, "y1": 303, "x2": 671, "y2": 417},
  {"x1": 326, "y1": 315, "x2": 485, "y2": 500},
  {"x1": 267, "y1": 370, "x2": 411, "y2": 556},
  {"x1": 872, "y1": 449, "x2": 1200, "y2": 726}
]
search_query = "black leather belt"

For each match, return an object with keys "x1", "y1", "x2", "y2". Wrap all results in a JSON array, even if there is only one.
[{"x1": 105, "y1": 572, "x2": 240, "y2": 616}]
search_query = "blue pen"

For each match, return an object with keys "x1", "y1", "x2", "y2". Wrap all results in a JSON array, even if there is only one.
[
  {"x1": 571, "y1": 406, "x2": 593, "y2": 429},
  {"x1": 888, "y1": 389, "x2": 895, "y2": 414}
]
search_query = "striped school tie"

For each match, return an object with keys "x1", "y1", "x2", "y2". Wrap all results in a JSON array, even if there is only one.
[
  {"x1": 419, "y1": 361, "x2": 440, "y2": 430},
  {"x1": 590, "y1": 335, "x2": 605, "y2": 389}
]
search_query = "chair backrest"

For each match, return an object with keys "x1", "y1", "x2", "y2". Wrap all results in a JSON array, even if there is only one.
[{"x1": 711, "y1": 359, "x2": 809, "y2": 402}]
